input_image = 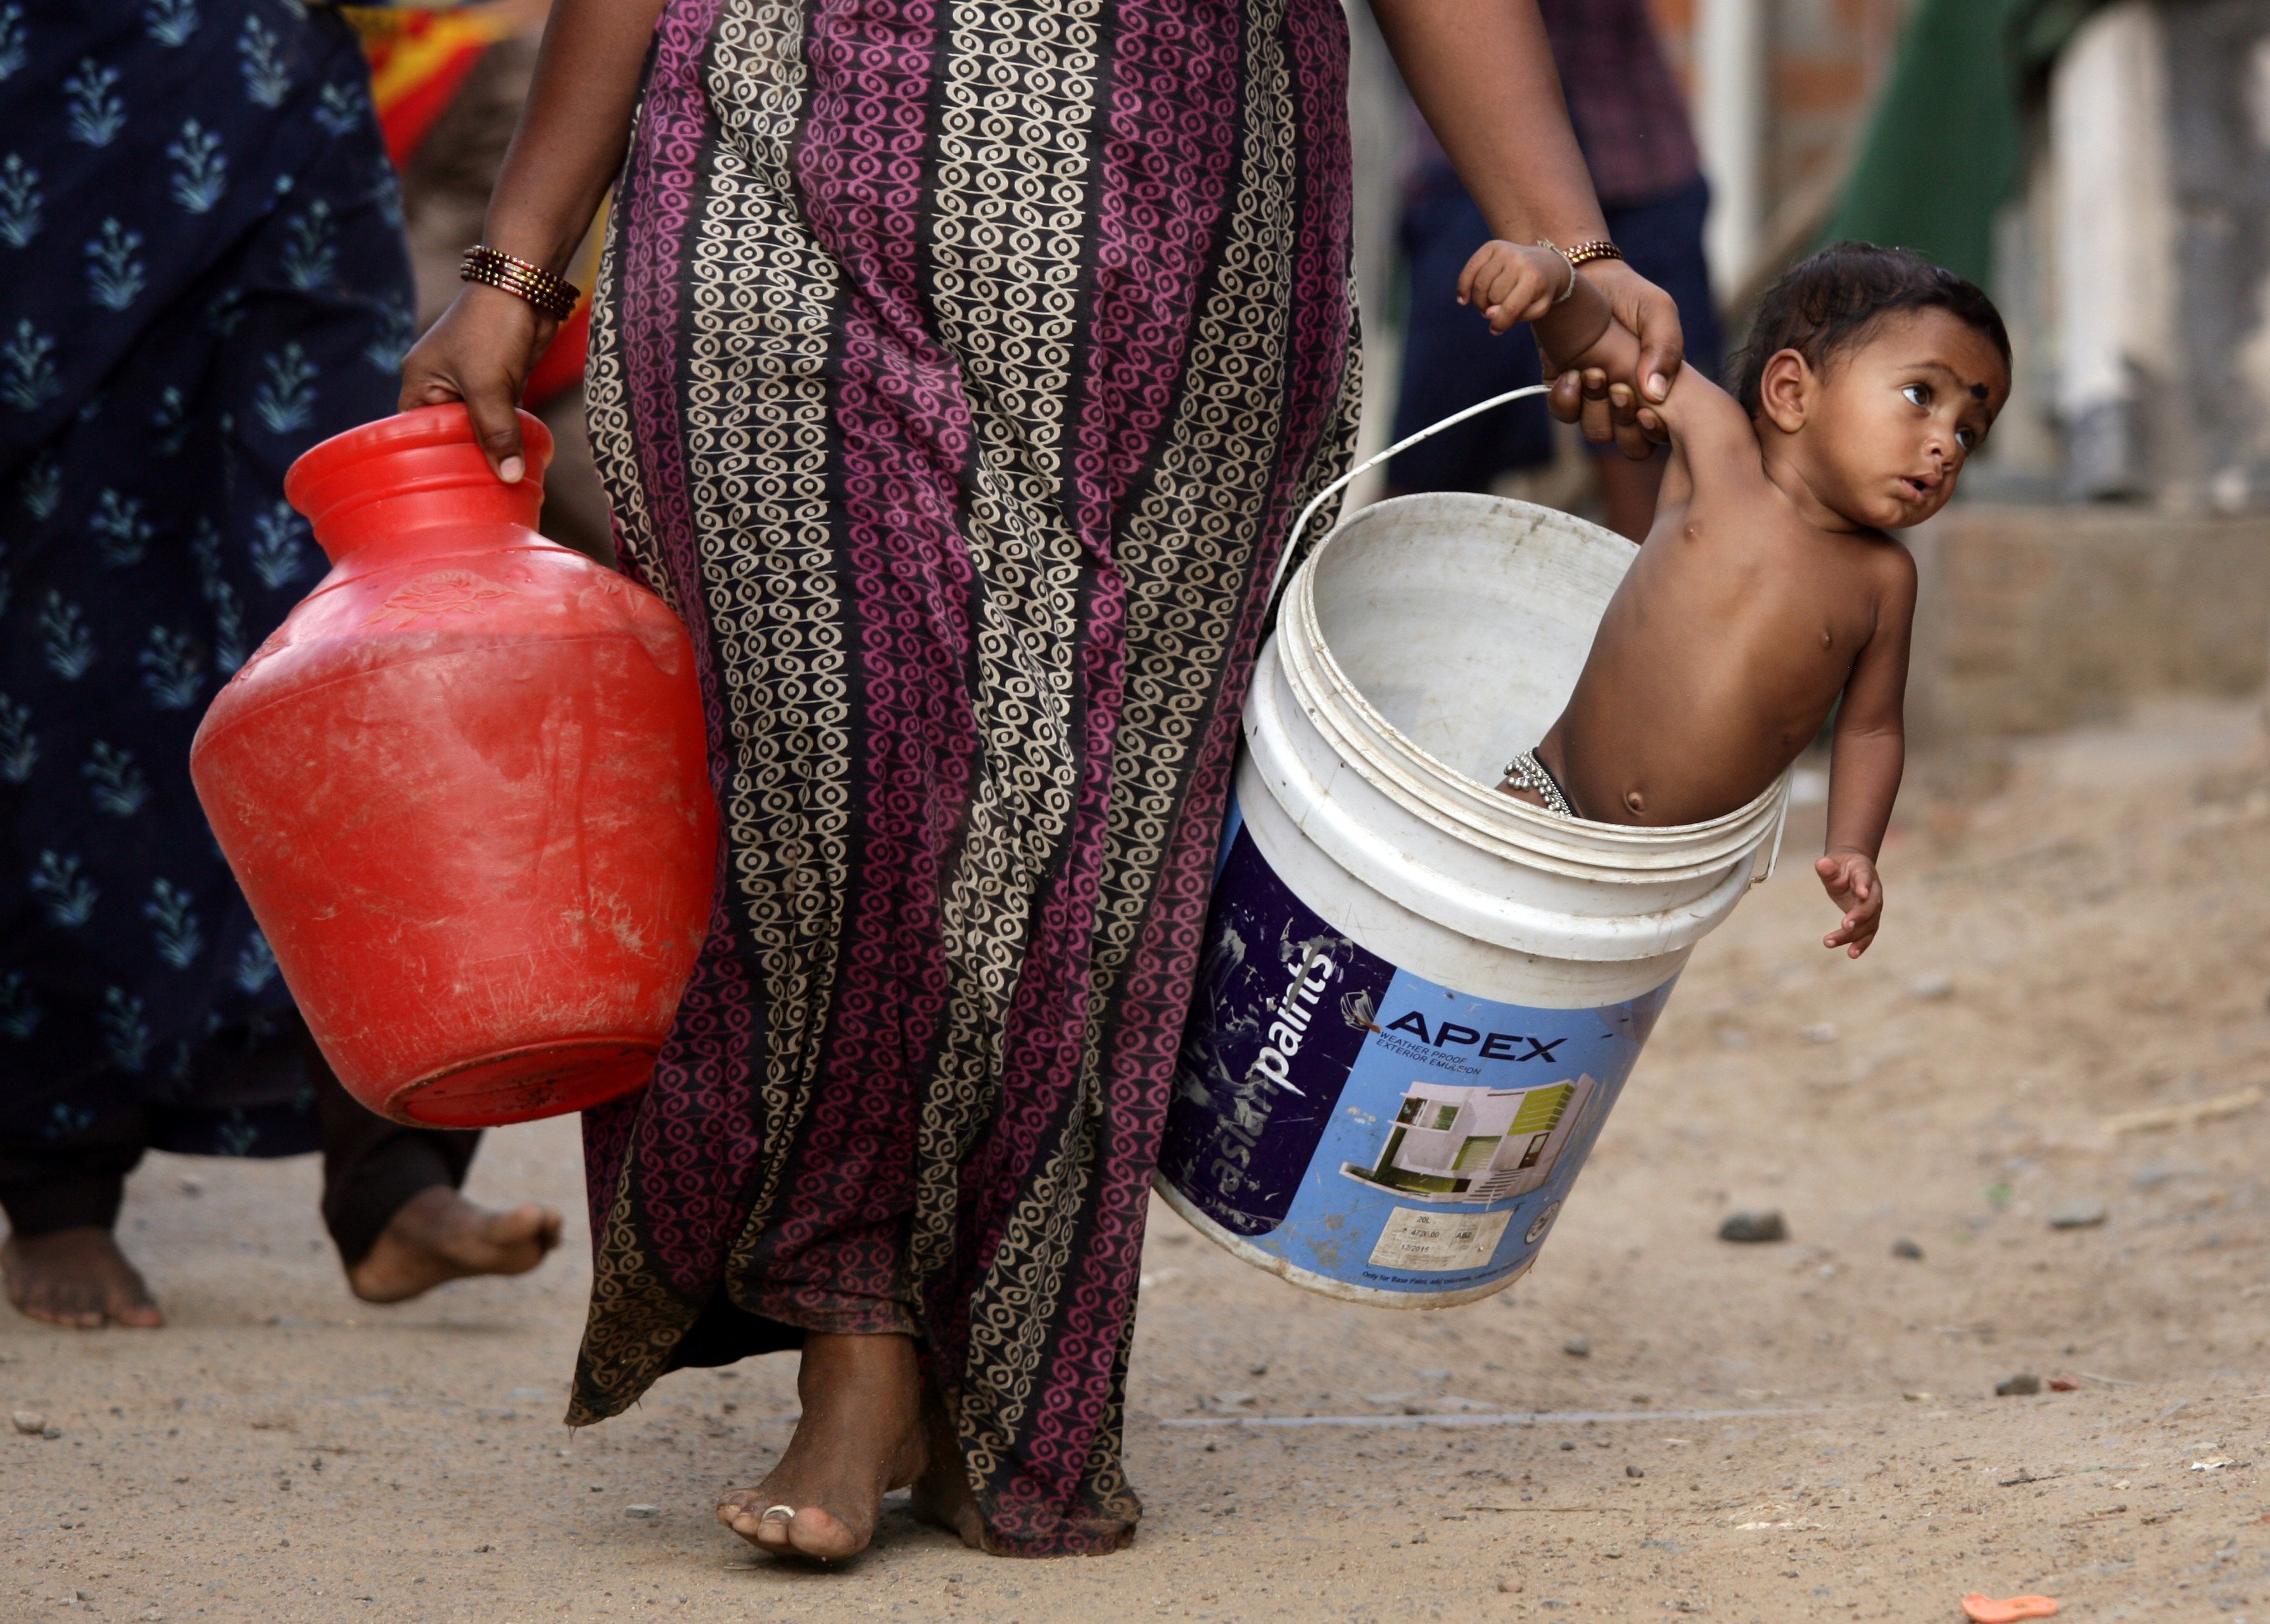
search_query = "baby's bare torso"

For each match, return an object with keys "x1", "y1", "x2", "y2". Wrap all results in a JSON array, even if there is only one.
[{"x1": 1539, "y1": 481, "x2": 1901, "y2": 826}]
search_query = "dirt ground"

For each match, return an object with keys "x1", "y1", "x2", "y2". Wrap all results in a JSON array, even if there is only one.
[{"x1": 10, "y1": 697, "x2": 2270, "y2": 1623}]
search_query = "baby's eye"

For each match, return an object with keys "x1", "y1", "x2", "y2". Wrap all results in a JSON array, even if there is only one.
[
  {"x1": 1901, "y1": 383, "x2": 1930, "y2": 409},
  {"x1": 1956, "y1": 427, "x2": 1978, "y2": 452}
]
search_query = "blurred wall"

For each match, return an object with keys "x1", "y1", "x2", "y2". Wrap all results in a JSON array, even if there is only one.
[
  {"x1": 1650, "y1": 0, "x2": 1915, "y2": 293},
  {"x1": 2161, "y1": 1, "x2": 2270, "y2": 512},
  {"x1": 1908, "y1": 504, "x2": 2270, "y2": 740}
]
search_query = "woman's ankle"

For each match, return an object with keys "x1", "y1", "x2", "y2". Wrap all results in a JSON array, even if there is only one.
[{"x1": 796, "y1": 1330, "x2": 921, "y2": 1400}]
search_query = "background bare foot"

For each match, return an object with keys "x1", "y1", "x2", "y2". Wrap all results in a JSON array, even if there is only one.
[
  {"x1": 718, "y1": 1332, "x2": 926, "y2": 1561},
  {"x1": 2, "y1": 1228, "x2": 163, "y2": 1328},
  {"x1": 346, "y1": 1186, "x2": 561, "y2": 1304}
]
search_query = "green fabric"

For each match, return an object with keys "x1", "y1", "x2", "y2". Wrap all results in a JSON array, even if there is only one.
[{"x1": 1822, "y1": 0, "x2": 2114, "y2": 286}]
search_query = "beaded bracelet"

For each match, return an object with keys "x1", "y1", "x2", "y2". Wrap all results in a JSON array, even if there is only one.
[
  {"x1": 459, "y1": 245, "x2": 580, "y2": 323},
  {"x1": 1566, "y1": 239, "x2": 1624, "y2": 269}
]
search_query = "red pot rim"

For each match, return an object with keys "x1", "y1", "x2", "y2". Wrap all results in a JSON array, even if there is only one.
[{"x1": 286, "y1": 403, "x2": 556, "y2": 523}]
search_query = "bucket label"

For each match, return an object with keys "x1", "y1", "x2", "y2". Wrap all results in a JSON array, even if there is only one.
[
  {"x1": 1369, "y1": 1207, "x2": 1512, "y2": 1272},
  {"x1": 1160, "y1": 814, "x2": 1676, "y2": 1299}
]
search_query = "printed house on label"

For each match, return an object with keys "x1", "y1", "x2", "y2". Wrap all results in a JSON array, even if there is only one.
[{"x1": 1342, "y1": 1075, "x2": 1598, "y2": 1205}]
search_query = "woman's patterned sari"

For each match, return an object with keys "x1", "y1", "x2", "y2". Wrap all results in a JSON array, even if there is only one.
[{"x1": 576, "y1": 0, "x2": 1358, "y2": 1555}]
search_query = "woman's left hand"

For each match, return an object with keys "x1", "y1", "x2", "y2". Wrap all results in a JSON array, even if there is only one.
[{"x1": 1546, "y1": 258, "x2": 1685, "y2": 459}]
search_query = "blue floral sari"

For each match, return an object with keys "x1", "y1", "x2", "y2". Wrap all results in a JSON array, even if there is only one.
[{"x1": 0, "y1": 0, "x2": 411, "y2": 1156}]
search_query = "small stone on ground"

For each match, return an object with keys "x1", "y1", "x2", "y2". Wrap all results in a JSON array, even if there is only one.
[
  {"x1": 2048, "y1": 1200, "x2": 2108, "y2": 1229},
  {"x1": 1718, "y1": 1210, "x2": 1788, "y2": 1243}
]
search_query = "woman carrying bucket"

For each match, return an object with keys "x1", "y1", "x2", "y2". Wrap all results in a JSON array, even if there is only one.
[{"x1": 399, "y1": 0, "x2": 1684, "y2": 1562}]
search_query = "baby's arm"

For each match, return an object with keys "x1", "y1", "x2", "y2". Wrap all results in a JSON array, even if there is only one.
[
  {"x1": 1815, "y1": 551, "x2": 1917, "y2": 959},
  {"x1": 1458, "y1": 241, "x2": 1613, "y2": 344}
]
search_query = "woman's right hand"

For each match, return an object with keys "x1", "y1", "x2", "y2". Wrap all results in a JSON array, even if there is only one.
[
  {"x1": 398, "y1": 283, "x2": 558, "y2": 483},
  {"x1": 1547, "y1": 258, "x2": 1682, "y2": 459}
]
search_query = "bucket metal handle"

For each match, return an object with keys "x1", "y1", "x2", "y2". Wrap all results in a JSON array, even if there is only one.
[
  {"x1": 1267, "y1": 386, "x2": 1798, "y2": 889},
  {"x1": 1264, "y1": 383, "x2": 1552, "y2": 615}
]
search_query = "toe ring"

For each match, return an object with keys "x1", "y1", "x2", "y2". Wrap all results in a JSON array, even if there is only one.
[{"x1": 759, "y1": 1504, "x2": 796, "y2": 1523}]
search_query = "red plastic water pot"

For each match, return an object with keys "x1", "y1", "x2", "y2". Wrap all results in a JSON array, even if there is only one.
[{"x1": 191, "y1": 405, "x2": 718, "y2": 1127}]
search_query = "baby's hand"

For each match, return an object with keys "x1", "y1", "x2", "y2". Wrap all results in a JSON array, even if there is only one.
[
  {"x1": 1457, "y1": 241, "x2": 1571, "y2": 334},
  {"x1": 1815, "y1": 849, "x2": 1883, "y2": 958}
]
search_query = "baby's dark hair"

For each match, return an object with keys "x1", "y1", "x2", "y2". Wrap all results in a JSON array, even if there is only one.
[{"x1": 1732, "y1": 243, "x2": 2010, "y2": 413}]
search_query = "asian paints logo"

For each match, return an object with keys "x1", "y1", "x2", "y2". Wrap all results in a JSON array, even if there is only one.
[
  {"x1": 1205, "y1": 943, "x2": 1341, "y2": 1203},
  {"x1": 1245, "y1": 945, "x2": 1340, "y2": 1096}
]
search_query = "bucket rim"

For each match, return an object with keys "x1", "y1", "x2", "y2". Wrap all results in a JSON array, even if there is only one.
[{"x1": 1281, "y1": 491, "x2": 1791, "y2": 862}]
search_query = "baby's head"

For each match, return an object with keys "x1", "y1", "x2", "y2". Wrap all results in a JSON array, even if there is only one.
[{"x1": 1735, "y1": 244, "x2": 2011, "y2": 530}]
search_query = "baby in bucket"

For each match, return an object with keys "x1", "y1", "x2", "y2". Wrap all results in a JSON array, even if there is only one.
[{"x1": 1459, "y1": 240, "x2": 2011, "y2": 959}]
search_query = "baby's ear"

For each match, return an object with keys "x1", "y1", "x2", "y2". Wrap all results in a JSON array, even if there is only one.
[{"x1": 1754, "y1": 348, "x2": 1811, "y2": 435}]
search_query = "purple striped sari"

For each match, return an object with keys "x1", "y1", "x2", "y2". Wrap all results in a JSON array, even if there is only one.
[{"x1": 573, "y1": 0, "x2": 1357, "y2": 1556}]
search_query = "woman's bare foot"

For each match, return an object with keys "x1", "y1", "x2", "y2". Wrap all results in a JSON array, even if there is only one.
[
  {"x1": 910, "y1": 1383, "x2": 987, "y2": 1551},
  {"x1": 2, "y1": 1228, "x2": 163, "y2": 1328},
  {"x1": 345, "y1": 1184, "x2": 562, "y2": 1304},
  {"x1": 718, "y1": 1332, "x2": 927, "y2": 1561}
]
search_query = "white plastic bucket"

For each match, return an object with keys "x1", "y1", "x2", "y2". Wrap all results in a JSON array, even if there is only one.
[{"x1": 1158, "y1": 475, "x2": 1789, "y2": 1308}]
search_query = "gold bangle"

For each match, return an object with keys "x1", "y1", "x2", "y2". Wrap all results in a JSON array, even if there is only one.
[
  {"x1": 1533, "y1": 239, "x2": 1579, "y2": 305},
  {"x1": 459, "y1": 245, "x2": 580, "y2": 322},
  {"x1": 1566, "y1": 239, "x2": 1623, "y2": 269}
]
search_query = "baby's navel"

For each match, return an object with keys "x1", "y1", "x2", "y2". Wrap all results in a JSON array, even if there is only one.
[
  {"x1": 1820, "y1": 628, "x2": 1834, "y2": 650},
  {"x1": 1623, "y1": 788, "x2": 1645, "y2": 815}
]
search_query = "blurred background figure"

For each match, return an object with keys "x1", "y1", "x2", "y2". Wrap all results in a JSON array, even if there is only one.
[
  {"x1": 1385, "y1": 0, "x2": 1720, "y2": 541},
  {"x1": 0, "y1": 1, "x2": 559, "y2": 1329},
  {"x1": 1364, "y1": 0, "x2": 2270, "y2": 523}
]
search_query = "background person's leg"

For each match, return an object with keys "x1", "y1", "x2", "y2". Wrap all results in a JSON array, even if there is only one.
[
  {"x1": 1590, "y1": 177, "x2": 1725, "y2": 542},
  {"x1": 315, "y1": 1065, "x2": 479, "y2": 1274},
  {"x1": 156, "y1": 37, "x2": 568, "y2": 1307},
  {"x1": 1385, "y1": 172, "x2": 1554, "y2": 496},
  {"x1": 0, "y1": 1108, "x2": 162, "y2": 1328},
  {"x1": 314, "y1": 1063, "x2": 562, "y2": 1303}
]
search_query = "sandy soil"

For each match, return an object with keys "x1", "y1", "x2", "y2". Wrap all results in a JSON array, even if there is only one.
[{"x1": 9, "y1": 699, "x2": 2270, "y2": 1623}]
